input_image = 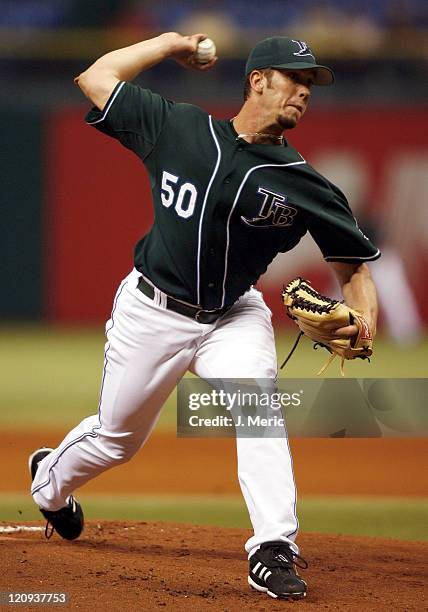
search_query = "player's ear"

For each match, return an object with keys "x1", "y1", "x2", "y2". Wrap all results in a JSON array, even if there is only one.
[{"x1": 249, "y1": 70, "x2": 264, "y2": 94}]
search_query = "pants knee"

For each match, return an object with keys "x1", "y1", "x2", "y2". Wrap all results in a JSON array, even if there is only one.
[{"x1": 95, "y1": 432, "x2": 142, "y2": 465}]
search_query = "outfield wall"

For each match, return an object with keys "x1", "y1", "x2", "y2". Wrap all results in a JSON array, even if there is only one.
[{"x1": 2, "y1": 105, "x2": 427, "y2": 324}]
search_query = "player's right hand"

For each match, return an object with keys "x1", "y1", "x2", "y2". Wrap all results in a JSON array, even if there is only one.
[{"x1": 166, "y1": 32, "x2": 218, "y2": 71}]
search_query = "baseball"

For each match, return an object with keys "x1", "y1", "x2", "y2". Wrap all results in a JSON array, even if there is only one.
[{"x1": 194, "y1": 38, "x2": 216, "y2": 64}]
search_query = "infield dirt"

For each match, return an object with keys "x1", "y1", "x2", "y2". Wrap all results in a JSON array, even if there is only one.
[
  {"x1": 2, "y1": 432, "x2": 427, "y2": 610},
  {"x1": 1, "y1": 521, "x2": 426, "y2": 611}
]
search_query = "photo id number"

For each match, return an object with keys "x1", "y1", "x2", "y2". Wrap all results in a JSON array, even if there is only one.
[{"x1": 0, "y1": 592, "x2": 68, "y2": 605}]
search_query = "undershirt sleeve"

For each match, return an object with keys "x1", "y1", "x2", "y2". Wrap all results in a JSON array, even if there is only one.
[
  {"x1": 307, "y1": 185, "x2": 381, "y2": 263},
  {"x1": 85, "y1": 81, "x2": 174, "y2": 160}
]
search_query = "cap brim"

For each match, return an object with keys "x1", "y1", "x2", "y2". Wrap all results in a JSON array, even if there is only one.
[{"x1": 269, "y1": 62, "x2": 334, "y2": 86}]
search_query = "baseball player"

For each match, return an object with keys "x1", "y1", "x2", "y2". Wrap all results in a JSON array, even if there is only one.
[{"x1": 29, "y1": 33, "x2": 379, "y2": 600}]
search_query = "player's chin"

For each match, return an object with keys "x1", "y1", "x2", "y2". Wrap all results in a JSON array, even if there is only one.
[{"x1": 277, "y1": 113, "x2": 299, "y2": 130}]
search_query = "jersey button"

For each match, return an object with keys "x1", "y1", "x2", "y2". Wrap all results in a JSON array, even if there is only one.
[
  {"x1": 224, "y1": 177, "x2": 231, "y2": 184},
  {"x1": 237, "y1": 147, "x2": 243, "y2": 152},
  {"x1": 209, "y1": 248, "x2": 215, "y2": 255},
  {"x1": 208, "y1": 282, "x2": 215, "y2": 289}
]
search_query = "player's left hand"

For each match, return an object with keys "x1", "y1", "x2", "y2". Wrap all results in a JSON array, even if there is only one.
[
  {"x1": 333, "y1": 323, "x2": 359, "y2": 337},
  {"x1": 281, "y1": 277, "x2": 374, "y2": 376}
]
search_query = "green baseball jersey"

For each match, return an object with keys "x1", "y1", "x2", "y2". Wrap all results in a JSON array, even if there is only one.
[{"x1": 86, "y1": 81, "x2": 380, "y2": 310}]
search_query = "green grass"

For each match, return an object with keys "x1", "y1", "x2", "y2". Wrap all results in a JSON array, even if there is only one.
[
  {"x1": 0, "y1": 325, "x2": 427, "y2": 430},
  {"x1": 1, "y1": 493, "x2": 427, "y2": 541},
  {"x1": 0, "y1": 325, "x2": 176, "y2": 430}
]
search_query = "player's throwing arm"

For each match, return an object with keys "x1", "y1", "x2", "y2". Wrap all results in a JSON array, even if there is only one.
[{"x1": 76, "y1": 32, "x2": 217, "y2": 111}]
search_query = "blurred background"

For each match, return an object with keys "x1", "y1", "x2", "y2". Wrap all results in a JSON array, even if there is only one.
[{"x1": 1, "y1": 1, "x2": 427, "y2": 540}]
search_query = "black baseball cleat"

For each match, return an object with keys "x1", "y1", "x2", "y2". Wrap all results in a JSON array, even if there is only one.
[
  {"x1": 248, "y1": 540, "x2": 308, "y2": 600},
  {"x1": 29, "y1": 447, "x2": 84, "y2": 541}
]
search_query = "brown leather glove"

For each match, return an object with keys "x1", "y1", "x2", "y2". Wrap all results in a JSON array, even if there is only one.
[{"x1": 282, "y1": 277, "x2": 373, "y2": 376}]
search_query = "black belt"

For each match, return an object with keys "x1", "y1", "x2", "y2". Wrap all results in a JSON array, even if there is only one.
[{"x1": 137, "y1": 277, "x2": 231, "y2": 324}]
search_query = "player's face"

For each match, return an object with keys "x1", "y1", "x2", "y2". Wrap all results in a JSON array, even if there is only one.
[{"x1": 262, "y1": 69, "x2": 314, "y2": 130}]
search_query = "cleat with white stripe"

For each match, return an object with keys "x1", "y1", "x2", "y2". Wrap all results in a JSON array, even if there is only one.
[{"x1": 248, "y1": 540, "x2": 308, "y2": 600}]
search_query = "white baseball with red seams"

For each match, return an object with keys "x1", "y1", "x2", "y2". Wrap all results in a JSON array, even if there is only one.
[{"x1": 195, "y1": 38, "x2": 216, "y2": 64}]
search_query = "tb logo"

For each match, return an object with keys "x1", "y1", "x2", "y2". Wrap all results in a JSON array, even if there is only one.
[
  {"x1": 291, "y1": 39, "x2": 315, "y2": 59},
  {"x1": 241, "y1": 187, "x2": 297, "y2": 228}
]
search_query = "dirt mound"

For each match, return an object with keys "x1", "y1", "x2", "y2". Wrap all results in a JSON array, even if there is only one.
[{"x1": 1, "y1": 521, "x2": 426, "y2": 611}]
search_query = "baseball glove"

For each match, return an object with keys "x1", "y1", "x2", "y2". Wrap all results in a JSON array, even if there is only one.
[{"x1": 281, "y1": 277, "x2": 373, "y2": 376}]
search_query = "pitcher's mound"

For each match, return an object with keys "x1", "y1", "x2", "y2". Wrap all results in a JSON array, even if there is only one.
[{"x1": 1, "y1": 521, "x2": 426, "y2": 611}]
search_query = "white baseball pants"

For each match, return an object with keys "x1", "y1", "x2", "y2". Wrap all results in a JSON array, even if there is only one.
[{"x1": 31, "y1": 268, "x2": 299, "y2": 556}]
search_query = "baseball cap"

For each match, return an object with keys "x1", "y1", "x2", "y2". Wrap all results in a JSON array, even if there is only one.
[{"x1": 245, "y1": 36, "x2": 334, "y2": 86}]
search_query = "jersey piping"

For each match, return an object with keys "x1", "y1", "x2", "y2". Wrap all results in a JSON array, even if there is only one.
[
  {"x1": 86, "y1": 81, "x2": 125, "y2": 125},
  {"x1": 324, "y1": 249, "x2": 381, "y2": 261},
  {"x1": 196, "y1": 115, "x2": 222, "y2": 305},
  {"x1": 220, "y1": 158, "x2": 306, "y2": 308},
  {"x1": 84, "y1": 85, "x2": 380, "y2": 308}
]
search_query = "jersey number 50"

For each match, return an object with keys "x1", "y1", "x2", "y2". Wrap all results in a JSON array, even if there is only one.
[{"x1": 160, "y1": 171, "x2": 197, "y2": 219}]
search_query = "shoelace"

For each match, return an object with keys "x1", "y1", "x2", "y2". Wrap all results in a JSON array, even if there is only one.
[
  {"x1": 269, "y1": 545, "x2": 308, "y2": 570},
  {"x1": 45, "y1": 521, "x2": 55, "y2": 539},
  {"x1": 43, "y1": 503, "x2": 73, "y2": 540}
]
